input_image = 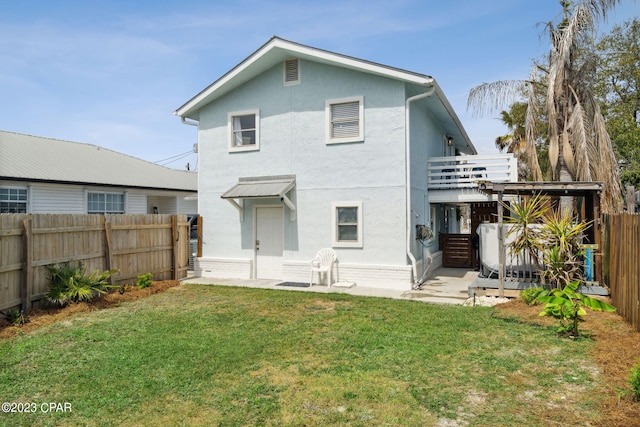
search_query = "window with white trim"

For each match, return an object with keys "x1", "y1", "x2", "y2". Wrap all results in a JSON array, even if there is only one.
[
  {"x1": 228, "y1": 110, "x2": 259, "y2": 152},
  {"x1": 326, "y1": 96, "x2": 364, "y2": 144},
  {"x1": 332, "y1": 201, "x2": 363, "y2": 248},
  {"x1": 0, "y1": 187, "x2": 27, "y2": 213},
  {"x1": 87, "y1": 192, "x2": 125, "y2": 214},
  {"x1": 284, "y1": 58, "x2": 300, "y2": 86}
]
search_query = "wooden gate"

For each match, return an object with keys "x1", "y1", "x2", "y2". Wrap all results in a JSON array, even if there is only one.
[{"x1": 439, "y1": 234, "x2": 474, "y2": 268}]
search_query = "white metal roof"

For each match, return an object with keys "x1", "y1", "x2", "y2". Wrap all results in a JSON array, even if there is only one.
[
  {"x1": 221, "y1": 175, "x2": 295, "y2": 199},
  {"x1": 0, "y1": 130, "x2": 197, "y2": 191}
]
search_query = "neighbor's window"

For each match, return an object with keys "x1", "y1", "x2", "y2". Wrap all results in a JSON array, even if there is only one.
[
  {"x1": 0, "y1": 187, "x2": 27, "y2": 213},
  {"x1": 229, "y1": 110, "x2": 259, "y2": 152},
  {"x1": 332, "y1": 201, "x2": 363, "y2": 248},
  {"x1": 88, "y1": 192, "x2": 125, "y2": 214},
  {"x1": 326, "y1": 96, "x2": 364, "y2": 144}
]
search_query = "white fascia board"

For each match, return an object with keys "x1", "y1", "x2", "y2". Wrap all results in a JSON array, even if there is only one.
[{"x1": 174, "y1": 40, "x2": 276, "y2": 118}]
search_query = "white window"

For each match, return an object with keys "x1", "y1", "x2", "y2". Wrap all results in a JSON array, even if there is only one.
[
  {"x1": 0, "y1": 187, "x2": 27, "y2": 213},
  {"x1": 326, "y1": 96, "x2": 364, "y2": 144},
  {"x1": 88, "y1": 192, "x2": 125, "y2": 214},
  {"x1": 228, "y1": 110, "x2": 260, "y2": 152},
  {"x1": 284, "y1": 58, "x2": 300, "y2": 86},
  {"x1": 332, "y1": 201, "x2": 363, "y2": 248}
]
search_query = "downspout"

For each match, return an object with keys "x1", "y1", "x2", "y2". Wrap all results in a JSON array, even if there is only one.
[
  {"x1": 406, "y1": 84, "x2": 436, "y2": 288},
  {"x1": 181, "y1": 117, "x2": 199, "y2": 127}
]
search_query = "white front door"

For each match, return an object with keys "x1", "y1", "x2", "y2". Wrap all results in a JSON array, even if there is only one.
[{"x1": 255, "y1": 206, "x2": 284, "y2": 279}]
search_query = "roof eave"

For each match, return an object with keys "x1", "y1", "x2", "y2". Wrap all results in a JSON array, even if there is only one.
[{"x1": 432, "y1": 81, "x2": 476, "y2": 154}]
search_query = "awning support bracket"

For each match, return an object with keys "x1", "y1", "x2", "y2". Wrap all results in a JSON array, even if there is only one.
[{"x1": 226, "y1": 198, "x2": 244, "y2": 222}]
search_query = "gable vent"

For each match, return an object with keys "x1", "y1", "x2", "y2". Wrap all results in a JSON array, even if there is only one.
[{"x1": 284, "y1": 59, "x2": 300, "y2": 86}]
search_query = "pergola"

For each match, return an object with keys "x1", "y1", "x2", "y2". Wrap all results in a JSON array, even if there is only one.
[{"x1": 478, "y1": 181, "x2": 602, "y2": 297}]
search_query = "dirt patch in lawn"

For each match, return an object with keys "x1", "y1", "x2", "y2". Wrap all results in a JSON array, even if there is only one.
[
  {"x1": 494, "y1": 298, "x2": 640, "y2": 427},
  {"x1": 0, "y1": 280, "x2": 182, "y2": 340}
]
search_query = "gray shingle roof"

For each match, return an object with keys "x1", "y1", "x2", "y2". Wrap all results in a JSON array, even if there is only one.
[{"x1": 0, "y1": 130, "x2": 197, "y2": 191}]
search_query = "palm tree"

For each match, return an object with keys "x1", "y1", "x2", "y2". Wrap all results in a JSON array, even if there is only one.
[{"x1": 468, "y1": 0, "x2": 623, "y2": 213}]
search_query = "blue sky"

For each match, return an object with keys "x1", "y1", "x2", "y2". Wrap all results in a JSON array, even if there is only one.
[{"x1": 1, "y1": 0, "x2": 637, "y2": 170}]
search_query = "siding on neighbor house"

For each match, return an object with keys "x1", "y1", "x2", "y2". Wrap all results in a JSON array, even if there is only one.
[
  {"x1": 147, "y1": 195, "x2": 175, "y2": 214},
  {"x1": 29, "y1": 183, "x2": 85, "y2": 213},
  {"x1": 127, "y1": 193, "x2": 147, "y2": 214},
  {"x1": 176, "y1": 196, "x2": 197, "y2": 214},
  {"x1": 1, "y1": 180, "x2": 196, "y2": 215}
]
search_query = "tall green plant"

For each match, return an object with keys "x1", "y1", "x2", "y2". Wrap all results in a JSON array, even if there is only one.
[
  {"x1": 46, "y1": 262, "x2": 118, "y2": 307},
  {"x1": 540, "y1": 209, "x2": 593, "y2": 288},
  {"x1": 505, "y1": 194, "x2": 595, "y2": 289},
  {"x1": 536, "y1": 280, "x2": 616, "y2": 337},
  {"x1": 505, "y1": 193, "x2": 549, "y2": 271}
]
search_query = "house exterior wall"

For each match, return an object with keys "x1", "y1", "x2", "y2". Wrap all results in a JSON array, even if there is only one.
[
  {"x1": 0, "y1": 180, "x2": 196, "y2": 215},
  {"x1": 195, "y1": 60, "x2": 447, "y2": 289},
  {"x1": 407, "y1": 98, "x2": 448, "y2": 272}
]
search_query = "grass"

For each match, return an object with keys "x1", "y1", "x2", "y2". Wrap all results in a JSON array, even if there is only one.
[{"x1": 0, "y1": 284, "x2": 610, "y2": 426}]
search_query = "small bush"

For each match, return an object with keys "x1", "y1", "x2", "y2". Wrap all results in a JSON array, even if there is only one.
[
  {"x1": 3, "y1": 309, "x2": 28, "y2": 326},
  {"x1": 46, "y1": 262, "x2": 118, "y2": 307},
  {"x1": 119, "y1": 284, "x2": 138, "y2": 294},
  {"x1": 520, "y1": 287, "x2": 544, "y2": 306},
  {"x1": 136, "y1": 273, "x2": 153, "y2": 289},
  {"x1": 630, "y1": 362, "x2": 640, "y2": 401}
]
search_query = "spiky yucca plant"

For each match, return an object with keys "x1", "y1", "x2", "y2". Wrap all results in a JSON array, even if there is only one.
[
  {"x1": 505, "y1": 193, "x2": 549, "y2": 271},
  {"x1": 540, "y1": 208, "x2": 593, "y2": 288}
]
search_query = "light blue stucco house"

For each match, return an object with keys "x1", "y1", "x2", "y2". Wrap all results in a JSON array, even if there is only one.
[{"x1": 174, "y1": 36, "x2": 483, "y2": 291}]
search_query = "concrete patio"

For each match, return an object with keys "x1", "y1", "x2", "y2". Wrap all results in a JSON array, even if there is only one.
[{"x1": 182, "y1": 267, "x2": 479, "y2": 305}]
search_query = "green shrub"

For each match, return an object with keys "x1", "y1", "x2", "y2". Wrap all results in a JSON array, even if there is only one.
[
  {"x1": 2, "y1": 308, "x2": 28, "y2": 326},
  {"x1": 136, "y1": 273, "x2": 153, "y2": 289},
  {"x1": 46, "y1": 262, "x2": 118, "y2": 307},
  {"x1": 630, "y1": 362, "x2": 640, "y2": 401},
  {"x1": 536, "y1": 280, "x2": 616, "y2": 337},
  {"x1": 520, "y1": 287, "x2": 545, "y2": 305}
]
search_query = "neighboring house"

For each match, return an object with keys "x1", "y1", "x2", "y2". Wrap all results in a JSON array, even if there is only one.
[
  {"x1": 0, "y1": 130, "x2": 197, "y2": 215},
  {"x1": 174, "y1": 36, "x2": 479, "y2": 290}
]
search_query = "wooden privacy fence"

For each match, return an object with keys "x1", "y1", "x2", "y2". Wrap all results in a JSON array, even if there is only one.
[
  {"x1": 603, "y1": 213, "x2": 640, "y2": 332},
  {"x1": 0, "y1": 214, "x2": 190, "y2": 313}
]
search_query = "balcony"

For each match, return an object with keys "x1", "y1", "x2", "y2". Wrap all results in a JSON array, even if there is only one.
[{"x1": 427, "y1": 154, "x2": 518, "y2": 189}]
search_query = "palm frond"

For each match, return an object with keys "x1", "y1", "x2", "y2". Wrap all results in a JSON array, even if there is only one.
[
  {"x1": 467, "y1": 80, "x2": 527, "y2": 118},
  {"x1": 592, "y1": 103, "x2": 623, "y2": 212},
  {"x1": 567, "y1": 84, "x2": 594, "y2": 181},
  {"x1": 525, "y1": 67, "x2": 544, "y2": 180}
]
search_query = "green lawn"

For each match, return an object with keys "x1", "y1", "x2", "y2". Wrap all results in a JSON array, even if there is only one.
[{"x1": 0, "y1": 284, "x2": 605, "y2": 426}]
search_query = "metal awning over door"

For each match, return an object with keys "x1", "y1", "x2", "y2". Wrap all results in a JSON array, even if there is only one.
[{"x1": 221, "y1": 175, "x2": 296, "y2": 221}]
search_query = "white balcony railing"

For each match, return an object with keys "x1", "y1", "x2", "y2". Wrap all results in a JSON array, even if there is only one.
[{"x1": 427, "y1": 154, "x2": 518, "y2": 189}]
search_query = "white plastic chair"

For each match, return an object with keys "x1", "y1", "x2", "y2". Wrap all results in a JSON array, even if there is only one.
[{"x1": 310, "y1": 248, "x2": 337, "y2": 287}]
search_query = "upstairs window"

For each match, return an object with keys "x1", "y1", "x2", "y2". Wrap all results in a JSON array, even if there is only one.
[
  {"x1": 0, "y1": 187, "x2": 27, "y2": 213},
  {"x1": 88, "y1": 192, "x2": 125, "y2": 214},
  {"x1": 229, "y1": 110, "x2": 260, "y2": 152},
  {"x1": 326, "y1": 96, "x2": 364, "y2": 144},
  {"x1": 284, "y1": 58, "x2": 300, "y2": 86},
  {"x1": 332, "y1": 201, "x2": 363, "y2": 248}
]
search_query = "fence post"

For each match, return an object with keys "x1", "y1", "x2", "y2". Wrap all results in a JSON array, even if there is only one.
[
  {"x1": 626, "y1": 185, "x2": 635, "y2": 213},
  {"x1": 21, "y1": 216, "x2": 33, "y2": 313},
  {"x1": 172, "y1": 215, "x2": 179, "y2": 280},
  {"x1": 197, "y1": 215, "x2": 203, "y2": 257},
  {"x1": 103, "y1": 215, "x2": 114, "y2": 283}
]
